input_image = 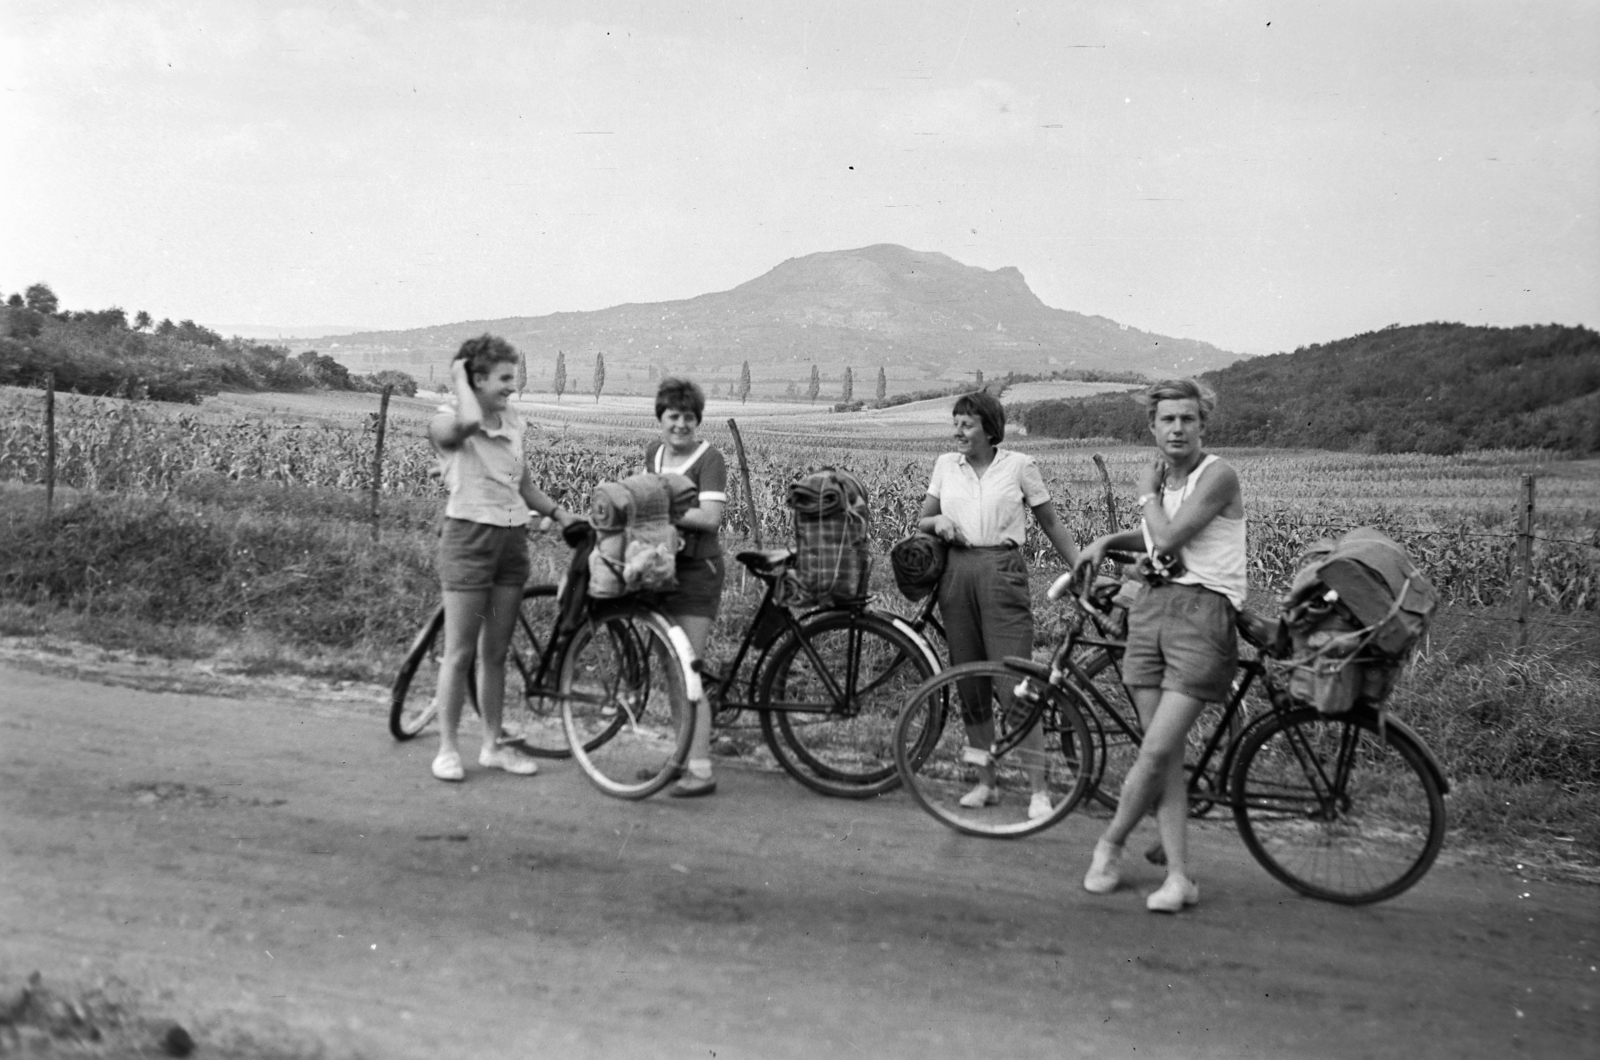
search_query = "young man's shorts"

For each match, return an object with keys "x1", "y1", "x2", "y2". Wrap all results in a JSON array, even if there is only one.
[
  {"x1": 662, "y1": 554, "x2": 726, "y2": 620},
  {"x1": 1121, "y1": 583, "x2": 1238, "y2": 702},
  {"x1": 437, "y1": 518, "x2": 531, "y2": 592}
]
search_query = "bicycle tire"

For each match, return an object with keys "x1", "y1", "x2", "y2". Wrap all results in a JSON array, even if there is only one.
[
  {"x1": 389, "y1": 606, "x2": 446, "y2": 741},
  {"x1": 1231, "y1": 707, "x2": 1446, "y2": 905},
  {"x1": 893, "y1": 661, "x2": 1096, "y2": 838},
  {"x1": 560, "y1": 602, "x2": 695, "y2": 800},
  {"x1": 758, "y1": 611, "x2": 937, "y2": 798},
  {"x1": 494, "y1": 585, "x2": 569, "y2": 757}
]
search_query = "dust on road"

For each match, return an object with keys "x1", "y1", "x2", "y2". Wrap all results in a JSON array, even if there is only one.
[{"x1": 1, "y1": 659, "x2": 1595, "y2": 1059}]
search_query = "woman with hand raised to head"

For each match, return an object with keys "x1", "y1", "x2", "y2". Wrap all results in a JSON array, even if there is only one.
[
  {"x1": 917, "y1": 390, "x2": 1081, "y2": 820},
  {"x1": 426, "y1": 335, "x2": 582, "y2": 783},
  {"x1": 1075, "y1": 378, "x2": 1247, "y2": 913}
]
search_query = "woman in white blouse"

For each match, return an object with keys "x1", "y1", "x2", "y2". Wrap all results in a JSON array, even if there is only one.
[{"x1": 917, "y1": 391, "x2": 1080, "y2": 818}]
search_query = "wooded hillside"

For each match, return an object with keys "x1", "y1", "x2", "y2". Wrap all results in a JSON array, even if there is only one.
[{"x1": 1019, "y1": 323, "x2": 1600, "y2": 455}]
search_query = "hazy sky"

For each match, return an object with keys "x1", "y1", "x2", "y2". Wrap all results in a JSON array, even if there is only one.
[{"x1": 3, "y1": 1, "x2": 1595, "y2": 353}]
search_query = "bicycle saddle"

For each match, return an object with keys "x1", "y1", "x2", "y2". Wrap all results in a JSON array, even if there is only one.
[
  {"x1": 734, "y1": 549, "x2": 794, "y2": 575},
  {"x1": 1236, "y1": 609, "x2": 1286, "y2": 655}
]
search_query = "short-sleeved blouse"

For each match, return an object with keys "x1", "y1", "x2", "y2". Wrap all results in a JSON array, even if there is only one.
[
  {"x1": 646, "y1": 440, "x2": 728, "y2": 559},
  {"x1": 926, "y1": 449, "x2": 1051, "y2": 548},
  {"x1": 435, "y1": 403, "x2": 529, "y2": 527}
]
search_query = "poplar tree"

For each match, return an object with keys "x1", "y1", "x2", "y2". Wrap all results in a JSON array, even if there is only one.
[
  {"x1": 841, "y1": 366, "x2": 853, "y2": 403},
  {"x1": 553, "y1": 351, "x2": 567, "y2": 401},
  {"x1": 807, "y1": 364, "x2": 820, "y2": 403},
  {"x1": 593, "y1": 351, "x2": 606, "y2": 402},
  {"x1": 737, "y1": 360, "x2": 751, "y2": 404},
  {"x1": 876, "y1": 367, "x2": 886, "y2": 403},
  {"x1": 514, "y1": 351, "x2": 527, "y2": 397}
]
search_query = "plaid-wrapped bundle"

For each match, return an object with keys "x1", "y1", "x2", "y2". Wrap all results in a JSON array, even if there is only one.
[{"x1": 776, "y1": 468, "x2": 872, "y2": 607}]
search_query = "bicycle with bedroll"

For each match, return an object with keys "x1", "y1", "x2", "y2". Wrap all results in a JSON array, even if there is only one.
[
  {"x1": 389, "y1": 522, "x2": 701, "y2": 799},
  {"x1": 686, "y1": 546, "x2": 942, "y2": 798},
  {"x1": 892, "y1": 551, "x2": 1450, "y2": 905}
]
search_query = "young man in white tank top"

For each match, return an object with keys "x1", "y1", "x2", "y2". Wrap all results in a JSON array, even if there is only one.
[{"x1": 1074, "y1": 379, "x2": 1246, "y2": 914}]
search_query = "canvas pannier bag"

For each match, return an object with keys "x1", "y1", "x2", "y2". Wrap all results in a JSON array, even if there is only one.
[
  {"x1": 776, "y1": 468, "x2": 872, "y2": 607},
  {"x1": 1281, "y1": 527, "x2": 1437, "y2": 714},
  {"x1": 586, "y1": 472, "x2": 696, "y2": 598}
]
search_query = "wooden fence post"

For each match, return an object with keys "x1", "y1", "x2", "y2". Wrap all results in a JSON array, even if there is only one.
[
  {"x1": 1091, "y1": 453, "x2": 1118, "y2": 534},
  {"x1": 727, "y1": 418, "x2": 761, "y2": 548},
  {"x1": 44, "y1": 371, "x2": 56, "y2": 516},
  {"x1": 1514, "y1": 473, "x2": 1535, "y2": 648},
  {"x1": 371, "y1": 384, "x2": 393, "y2": 541}
]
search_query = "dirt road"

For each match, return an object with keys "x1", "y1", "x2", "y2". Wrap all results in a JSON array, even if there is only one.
[{"x1": 1, "y1": 659, "x2": 1595, "y2": 1058}]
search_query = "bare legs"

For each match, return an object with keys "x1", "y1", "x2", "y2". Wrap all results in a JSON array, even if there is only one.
[
  {"x1": 435, "y1": 583, "x2": 526, "y2": 773},
  {"x1": 1086, "y1": 687, "x2": 1207, "y2": 904},
  {"x1": 674, "y1": 612, "x2": 716, "y2": 785}
]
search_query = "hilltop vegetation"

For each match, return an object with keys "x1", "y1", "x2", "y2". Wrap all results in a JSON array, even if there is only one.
[
  {"x1": 0, "y1": 284, "x2": 416, "y2": 403},
  {"x1": 1020, "y1": 323, "x2": 1600, "y2": 455}
]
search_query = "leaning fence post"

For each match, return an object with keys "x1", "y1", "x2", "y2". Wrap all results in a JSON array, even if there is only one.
[
  {"x1": 727, "y1": 417, "x2": 761, "y2": 549},
  {"x1": 44, "y1": 370, "x2": 57, "y2": 516},
  {"x1": 1514, "y1": 473, "x2": 1535, "y2": 648},
  {"x1": 1091, "y1": 453, "x2": 1118, "y2": 534},
  {"x1": 371, "y1": 384, "x2": 393, "y2": 541}
]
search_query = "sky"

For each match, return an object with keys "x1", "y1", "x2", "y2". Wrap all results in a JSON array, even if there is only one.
[{"x1": 2, "y1": 0, "x2": 1595, "y2": 354}]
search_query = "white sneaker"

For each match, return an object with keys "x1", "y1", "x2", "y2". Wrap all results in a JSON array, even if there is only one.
[
  {"x1": 1027, "y1": 791, "x2": 1053, "y2": 820},
  {"x1": 431, "y1": 750, "x2": 465, "y2": 782},
  {"x1": 479, "y1": 743, "x2": 539, "y2": 775},
  {"x1": 958, "y1": 782, "x2": 999, "y2": 808},
  {"x1": 1083, "y1": 839, "x2": 1124, "y2": 894},
  {"x1": 1146, "y1": 874, "x2": 1200, "y2": 913}
]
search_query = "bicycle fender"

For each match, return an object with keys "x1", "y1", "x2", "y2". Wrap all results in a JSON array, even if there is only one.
[
  {"x1": 1360, "y1": 709, "x2": 1451, "y2": 795},
  {"x1": 660, "y1": 620, "x2": 704, "y2": 703},
  {"x1": 885, "y1": 614, "x2": 943, "y2": 673}
]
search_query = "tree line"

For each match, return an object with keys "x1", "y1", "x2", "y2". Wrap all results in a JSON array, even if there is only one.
[
  {"x1": 1018, "y1": 322, "x2": 1600, "y2": 455},
  {"x1": 1, "y1": 283, "x2": 418, "y2": 403}
]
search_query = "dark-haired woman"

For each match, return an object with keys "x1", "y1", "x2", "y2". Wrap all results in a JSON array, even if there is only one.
[
  {"x1": 427, "y1": 335, "x2": 581, "y2": 783},
  {"x1": 917, "y1": 390, "x2": 1080, "y2": 818},
  {"x1": 646, "y1": 377, "x2": 727, "y2": 797}
]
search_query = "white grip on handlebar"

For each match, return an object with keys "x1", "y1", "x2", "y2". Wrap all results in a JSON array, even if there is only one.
[{"x1": 1047, "y1": 570, "x2": 1076, "y2": 601}]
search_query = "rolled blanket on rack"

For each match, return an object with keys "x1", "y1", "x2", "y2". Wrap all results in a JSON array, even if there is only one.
[
  {"x1": 787, "y1": 473, "x2": 849, "y2": 518},
  {"x1": 588, "y1": 480, "x2": 634, "y2": 532},
  {"x1": 620, "y1": 472, "x2": 670, "y2": 524},
  {"x1": 662, "y1": 472, "x2": 697, "y2": 520},
  {"x1": 890, "y1": 532, "x2": 947, "y2": 602}
]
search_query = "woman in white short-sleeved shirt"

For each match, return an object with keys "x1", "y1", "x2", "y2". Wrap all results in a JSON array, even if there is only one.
[{"x1": 917, "y1": 390, "x2": 1080, "y2": 819}]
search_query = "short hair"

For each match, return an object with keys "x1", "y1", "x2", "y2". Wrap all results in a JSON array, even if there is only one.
[
  {"x1": 655, "y1": 376, "x2": 706, "y2": 423},
  {"x1": 1142, "y1": 378, "x2": 1217, "y2": 424},
  {"x1": 453, "y1": 334, "x2": 519, "y2": 382},
  {"x1": 952, "y1": 390, "x2": 1005, "y2": 445}
]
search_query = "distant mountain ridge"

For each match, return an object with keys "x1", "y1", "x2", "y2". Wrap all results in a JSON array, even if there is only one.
[{"x1": 317, "y1": 244, "x2": 1243, "y2": 385}]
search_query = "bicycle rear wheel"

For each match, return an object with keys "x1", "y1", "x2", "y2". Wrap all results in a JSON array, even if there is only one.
[
  {"x1": 560, "y1": 603, "x2": 694, "y2": 799},
  {"x1": 759, "y1": 611, "x2": 937, "y2": 798},
  {"x1": 1231, "y1": 707, "x2": 1446, "y2": 904},
  {"x1": 390, "y1": 607, "x2": 446, "y2": 740},
  {"x1": 894, "y1": 662, "x2": 1095, "y2": 837}
]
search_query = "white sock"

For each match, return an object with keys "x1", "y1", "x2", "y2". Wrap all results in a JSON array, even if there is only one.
[{"x1": 687, "y1": 758, "x2": 713, "y2": 779}]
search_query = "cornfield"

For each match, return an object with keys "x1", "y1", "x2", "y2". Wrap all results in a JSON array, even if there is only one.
[{"x1": 3, "y1": 389, "x2": 1596, "y2": 611}]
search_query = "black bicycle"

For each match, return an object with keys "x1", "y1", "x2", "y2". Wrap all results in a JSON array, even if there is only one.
[
  {"x1": 388, "y1": 525, "x2": 695, "y2": 799},
  {"x1": 695, "y1": 547, "x2": 942, "y2": 798},
  {"x1": 894, "y1": 557, "x2": 1450, "y2": 905}
]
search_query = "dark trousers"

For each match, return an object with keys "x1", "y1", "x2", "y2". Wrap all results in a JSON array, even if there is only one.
[{"x1": 938, "y1": 546, "x2": 1034, "y2": 724}]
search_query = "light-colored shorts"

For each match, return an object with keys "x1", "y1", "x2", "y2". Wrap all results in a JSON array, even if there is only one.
[
  {"x1": 1121, "y1": 582, "x2": 1238, "y2": 702},
  {"x1": 438, "y1": 518, "x2": 531, "y2": 592}
]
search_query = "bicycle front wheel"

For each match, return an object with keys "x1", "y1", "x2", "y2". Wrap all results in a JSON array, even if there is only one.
[
  {"x1": 390, "y1": 607, "x2": 446, "y2": 741},
  {"x1": 894, "y1": 662, "x2": 1095, "y2": 838},
  {"x1": 1231, "y1": 708, "x2": 1446, "y2": 904},
  {"x1": 560, "y1": 603, "x2": 694, "y2": 799},
  {"x1": 759, "y1": 611, "x2": 937, "y2": 798}
]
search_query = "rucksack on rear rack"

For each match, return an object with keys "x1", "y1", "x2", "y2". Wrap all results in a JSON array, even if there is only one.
[
  {"x1": 1278, "y1": 527, "x2": 1438, "y2": 715},
  {"x1": 775, "y1": 468, "x2": 872, "y2": 608}
]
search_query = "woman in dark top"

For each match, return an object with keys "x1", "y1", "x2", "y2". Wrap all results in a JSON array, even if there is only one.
[{"x1": 646, "y1": 377, "x2": 728, "y2": 797}]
